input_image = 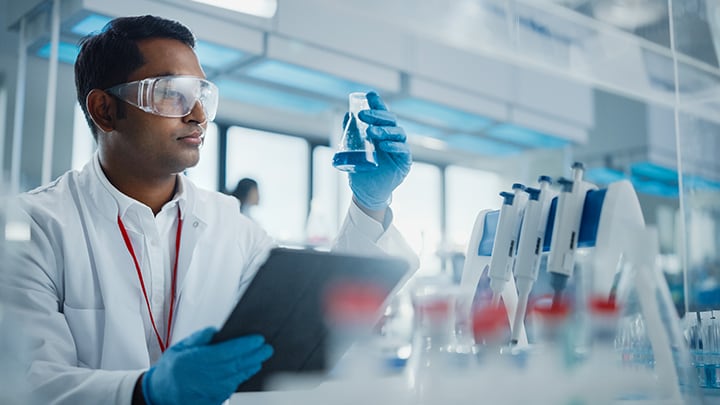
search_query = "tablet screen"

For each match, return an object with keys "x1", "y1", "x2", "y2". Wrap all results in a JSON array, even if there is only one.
[{"x1": 211, "y1": 247, "x2": 411, "y2": 392}]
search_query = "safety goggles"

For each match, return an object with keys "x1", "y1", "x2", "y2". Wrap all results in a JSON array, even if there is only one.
[{"x1": 105, "y1": 75, "x2": 218, "y2": 121}]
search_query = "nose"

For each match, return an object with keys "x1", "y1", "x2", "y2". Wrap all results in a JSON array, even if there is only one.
[{"x1": 184, "y1": 100, "x2": 207, "y2": 124}]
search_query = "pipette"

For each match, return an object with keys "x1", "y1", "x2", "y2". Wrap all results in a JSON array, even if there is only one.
[
  {"x1": 510, "y1": 176, "x2": 554, "y2": 345},
  {"x1": 547, "y1": 163, "x2": 595, "y2": 308},
  {"x1": 460, "y1": 209, "x2": 496, "y2": 295},
  {"x1": 460, "y1": 208, "x2": 528, "y2": 346},
  {"x1": 488, "y1": 183, "x2": 527, "y2": 307}
]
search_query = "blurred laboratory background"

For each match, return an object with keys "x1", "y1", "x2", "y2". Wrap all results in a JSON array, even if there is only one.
[{"x1": 0, "y1": 1, "x2": 719, "y2": 399}]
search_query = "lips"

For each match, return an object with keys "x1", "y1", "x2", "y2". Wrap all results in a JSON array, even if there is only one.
[
  {"x1": 177, "y1": 130, "x2": 203, "y2": 139},
  {"x1": 177, "y1": 130, "x2": 204, "y2": 145}
]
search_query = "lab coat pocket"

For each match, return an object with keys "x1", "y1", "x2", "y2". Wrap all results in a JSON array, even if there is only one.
[{"x1": 62, "y1": 304, "x2": 105, "y2": 368}]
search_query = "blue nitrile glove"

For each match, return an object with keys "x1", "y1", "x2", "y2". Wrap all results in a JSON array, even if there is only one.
[
  {"x1": 142, "y1": 327, "x2": 273, "y2": 405},
  {"x1": 348, "y1": 91, "x2": 412, "y2": 211}
]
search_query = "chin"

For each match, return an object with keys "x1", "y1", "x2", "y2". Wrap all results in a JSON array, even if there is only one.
[
  {"x1": 167, "y1": 156, "x2": 200, "y2": 175},
  {"x1": 182, "y1": 151, "x2": 201, "y2": 167}
]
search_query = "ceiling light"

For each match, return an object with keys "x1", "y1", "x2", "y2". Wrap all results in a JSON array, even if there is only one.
[
  {"x1": 630, "y1": 161, "x2": 678, "y2": 184},
  {"x1": 391, "y1": 98, "x2": 492, "y2": 133},
  {"x1": 485, "y1": 124, "x2": 570, "y2": 149},
  {"x1": 70, "y1": 14, "x2": 112, "y2": 36},
  {"x1": 195, "y1": 40, "x2": 245, "y2": 71},
  {"x1": 585, "y1": 167, "x2": 628, "y2": 185},
  {"x1": 190, "y1": 0, "x2": 277, "y2": 18},
  {"x1": 245, "y1": 60, "x2": 369, "y2": 99},
  {"x1": 37, "y1": 42, "x2": 80, "y2": 64},
  {"x1": 215, "y1": 79, "x2": 330, "y2": 113},
  {"x1": 401, "y1": 120, "x2": 446, "y2": 139},
  {"x1": 448, "y1": 134, "x2": 523, "y2": 156},
  {"x1": 592, "y1": 0, "x2": 666, "y2": 30}
]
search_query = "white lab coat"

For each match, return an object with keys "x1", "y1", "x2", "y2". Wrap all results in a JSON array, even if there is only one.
[{"x1": 0, "y1": 154, "x2": 418, "y2": 405}]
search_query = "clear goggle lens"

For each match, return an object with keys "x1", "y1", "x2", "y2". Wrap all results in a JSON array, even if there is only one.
[{"x1": 106, "y1": 75, "x2": 218, "y2": 121}]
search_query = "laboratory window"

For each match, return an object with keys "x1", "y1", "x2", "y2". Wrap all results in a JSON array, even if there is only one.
[
  {"x1": 310, "y1": 145, "x2": 351, "y2": 244},
  {"x1": 445, "y1": 165, "x2": 502, "y2": 252},
  {"x1": 391, "y1": 161, "x2": 443, "y2": 275},
  {"x1": 225, "y1": 126, "x2": 309, "y2": 244}
]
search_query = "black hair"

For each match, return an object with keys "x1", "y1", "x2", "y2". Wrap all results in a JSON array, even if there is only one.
[
  {"x1": 74, "y1": 15, "x2": 195, "y2": 140},
  {"x1": 233, "y1": 178, "x2": 258, "y2": 204}
]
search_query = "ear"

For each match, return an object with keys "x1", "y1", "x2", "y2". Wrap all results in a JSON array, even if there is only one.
[{"x1": 86, "y1": 89, "x2": 116, "y2": 133}]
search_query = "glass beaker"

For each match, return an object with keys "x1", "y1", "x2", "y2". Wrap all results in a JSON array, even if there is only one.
[
  {"x1": 332, "y1": 92, "x2": 378, "y2": 173},
  {"x1": 404, "y1": 278, "x2": 476, "y2": 403}
]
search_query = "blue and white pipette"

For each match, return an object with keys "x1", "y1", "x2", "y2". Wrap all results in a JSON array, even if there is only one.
[
  {"x1": 489, "y1": 183, "x2": 527, "y2": 307},
  {"x1": 510, "y1": 176, "x2": 554, "y2": 345},
  {"x1": 547, "y1": 163, "x2": 596, "y2": 308},
  {"x1": 461, "y1": 208, "x2": 528, "y2": 346}
]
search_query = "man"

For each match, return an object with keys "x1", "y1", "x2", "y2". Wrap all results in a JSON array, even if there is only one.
[{"x1": 0, "y1": 15, "x2": 416, "y2": 405}]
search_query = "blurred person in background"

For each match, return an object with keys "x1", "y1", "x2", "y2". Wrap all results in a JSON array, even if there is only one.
[{"x1": 232, "y1": 177, "x2": 259, "y2": 218}]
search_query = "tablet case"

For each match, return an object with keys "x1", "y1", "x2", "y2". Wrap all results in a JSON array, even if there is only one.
[{"x1": 210, "y1": 247, "x2": 411, "y2": 392}]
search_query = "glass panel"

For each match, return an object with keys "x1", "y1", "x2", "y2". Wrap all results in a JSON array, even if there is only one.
[
  {"x1": 226, "y1": 126, "x2": 309, "y2": 244},
  {"x1": 184, "y1": 123, "x2": 219, "y2": 191},
  {"x1": 674, "y1": 111, "x2": 718, "y2": 316},
  {"x1": 640, "y1": 105, "x2": 682, "y2": 312},
  {"x1": 669, "y1": 0, "x2": 720, "y2": 396},
  {"x1": 392, "y1": 162, "x2": 442, "y2": 276},
  {"x1": 671, "y1": 0, "x2": 720, "y2": 315}
]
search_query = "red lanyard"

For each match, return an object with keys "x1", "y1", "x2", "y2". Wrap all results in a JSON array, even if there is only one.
[{"x1": 117, "y1": 206, "x2": 183, "y2": 352}]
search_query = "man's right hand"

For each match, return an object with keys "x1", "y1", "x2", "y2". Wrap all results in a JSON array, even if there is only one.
[{"x1": 142, "y1": 327, "x2": 273, "y2": 405}]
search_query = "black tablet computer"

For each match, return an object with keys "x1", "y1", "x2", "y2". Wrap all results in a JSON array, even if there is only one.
[{"x1": 211, "y1": 247, "x2": 411, "y2": 392}]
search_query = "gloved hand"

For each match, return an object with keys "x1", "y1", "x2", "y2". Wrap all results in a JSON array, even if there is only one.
[
  {"x1": 142, "y1": 327, "x2": 273, "y2": 405},
  {"x1": 348, "y1": 91, "x2": 412, "y2": 211}
]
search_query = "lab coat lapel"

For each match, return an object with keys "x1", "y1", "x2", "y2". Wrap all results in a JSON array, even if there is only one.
[
  {"x1": 175, "y1": 211, "x2": 207, "y2": 303},
  {"x1": 167, "y1": 177, "x2": 212, "y2": 345}
]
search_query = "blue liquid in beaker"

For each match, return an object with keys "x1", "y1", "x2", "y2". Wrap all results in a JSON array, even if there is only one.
[
  {"x1": 332, "y1": 150, "x2": 378, "y2": 173},
  {"x1": 697, "y1": 362, "x2": 720, "y2": 388}
]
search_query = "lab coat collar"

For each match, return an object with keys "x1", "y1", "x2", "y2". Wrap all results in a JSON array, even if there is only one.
[{"x1": 86, "y1": 152, "x2": 192, "y2": 223}]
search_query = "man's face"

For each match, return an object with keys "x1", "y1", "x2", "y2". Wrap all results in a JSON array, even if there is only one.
[{"x1": 105, "y1": 38, "x2": 208, "y2": 177}]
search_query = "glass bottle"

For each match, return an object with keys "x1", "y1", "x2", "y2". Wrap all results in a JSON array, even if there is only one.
[{"x1": 332, "y1": 92, "x2": 378, "y2": 173}]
